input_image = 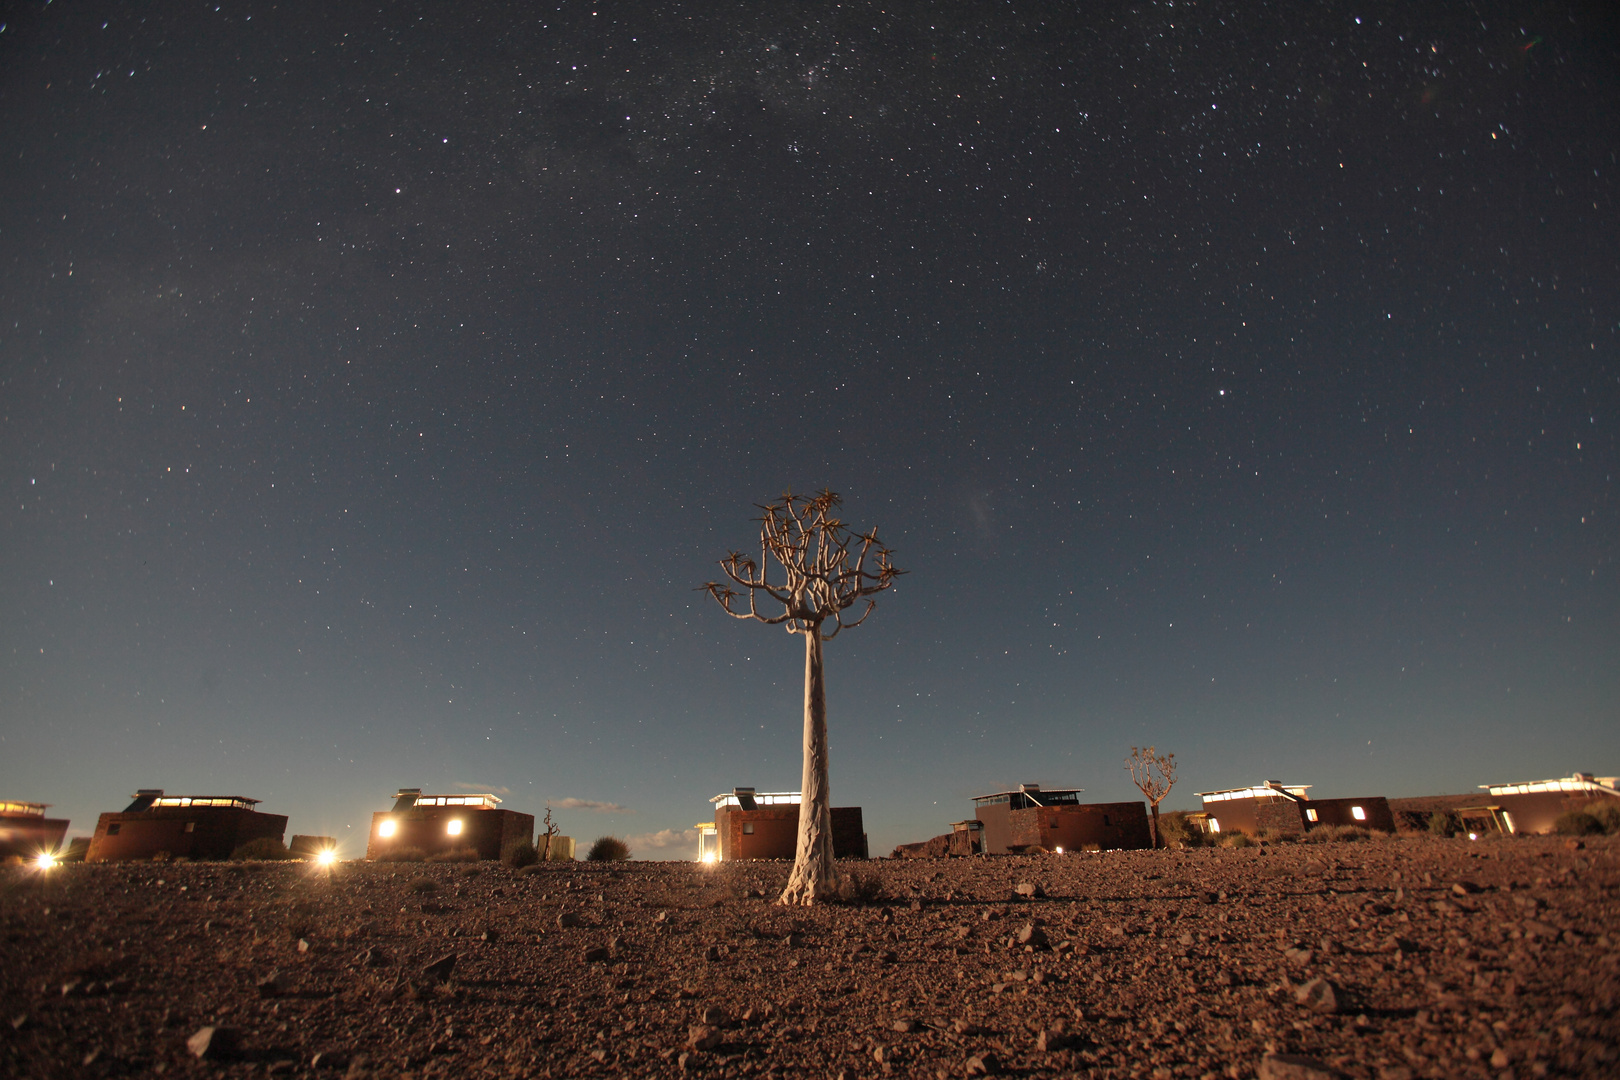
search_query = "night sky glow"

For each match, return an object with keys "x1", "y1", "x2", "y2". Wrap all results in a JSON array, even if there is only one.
[{"x1": 2, "y1": 2, "x2": 1616, "y2": 857}]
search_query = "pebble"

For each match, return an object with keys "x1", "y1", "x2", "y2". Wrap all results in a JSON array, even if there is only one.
[
  {"x1": 1295, "y1": 976, "x2": 1341, "y2": 1015},
  {"x1": 421, "y1": 953, "x2": 457, "y2": 982},
  {"x1": 1258, "y1": 1052, "x2": 1345, "y2": 1079}
]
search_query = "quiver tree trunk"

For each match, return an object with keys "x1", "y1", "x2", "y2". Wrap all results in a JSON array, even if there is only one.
[{"x1": 780, "y1": 629, "x2": 841, "y2": 904}]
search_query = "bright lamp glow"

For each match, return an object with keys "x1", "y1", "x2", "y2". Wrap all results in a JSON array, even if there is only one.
[
  {"x1": 34, "y1": 851, "x2": 58, "y2": 871},
  {"x1": 315, "y1": 849, "x2": 338, "y2": 866},
  {"x1": 1351, "y1": 806, "x2": 1367, "y2": 821},
  {"x1": 447, "y1": 819, "x2": 463, "y2": 836},
  {"x1": 378, "y1": 819, "x2": 397, "y2": 838},
  {"x1": 1468, "y1": 832, "x2": 1479, "y2": 841},
  {"x1": 700, "y1": 851, "x2": 717, "y2": 864},
  {"x1": 1054, "y1": 846, "x2": 1064, "y2": 855}
]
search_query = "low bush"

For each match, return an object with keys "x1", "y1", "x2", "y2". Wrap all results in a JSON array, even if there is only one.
[
  {"x1": 426, "y1": 846, "x2": 480, "y2": 863},
  {"x1": 1220, "y1": 831, "x2": 1255, "y2": 848},
  {"x1": 585, "y1": 836, "x2": 631, "y2": 862},
  {"x1": 1553, "y1": 811, "x2": 1604, "y2": 837},
  {"x1": 1427, "y1": 811, "x2": 1457, "y2": 838},
  {"x1": 1300, "y1": 825, "x2": 1371, "y2": 844},
  {"x1": 408, "y1": 877, "x2": 437, "y2": 894},
  {"x1": 1582, "y1": 801, "x2": 1620, "y2": 835},
  {"x1": 502, "y1": 840, "x2": 539, "y2": 869},
  {"x1": 838, "y1": 868, "x2": 885, "y2": 903},
  {"x1": 231, "y1": 837, "x2": 293, "y2": 861},
  {"x1": 1157, "y1": 811, "x2": 1208, "y2": 849},
  {"x1": 376, "y1": 846, "x2": 427, "y2": 863}
]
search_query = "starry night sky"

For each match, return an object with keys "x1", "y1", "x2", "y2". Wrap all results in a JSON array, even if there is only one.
[{"x1": 3, "y1": 1, "x2": 1616, "y2": 857}]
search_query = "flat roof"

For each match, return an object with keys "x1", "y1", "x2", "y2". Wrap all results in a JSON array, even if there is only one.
[
  {"x1": 971, "y1": 788, "x2": 1083, "y2": 804},
  {"x1": 395, "y1": 793, "x2": 503, "y2": 808},
  {"x1": 0, "y1": 800, "x2": 50, "y2": 817},
  {"x1": 1480, "y1": 774, "x2": 1620, "y2": 797},
  {"x1": 710, "y1": 791, "x2": 801, "y2": 807},
  {"x1": 1196, "y1": 783, "x2": 1310, "y2": 803}
]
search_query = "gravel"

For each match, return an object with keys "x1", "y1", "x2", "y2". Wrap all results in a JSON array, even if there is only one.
[{"x1": 1, "y1": 833, "x2": 1616, "y2": 1078}]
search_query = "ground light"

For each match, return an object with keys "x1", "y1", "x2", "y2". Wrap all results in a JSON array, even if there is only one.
[
  {"x1": 700, "y1": 851, "x2": 718, "y2": 864},
  {"x1": 34, "y1": 851, "x2": 58, "y2": 871},
  {"x1": 378, "y1": 819, "x2": 397, "y2": 838},
  {"x1": 315, "y1": 849, "x2": 338, "y2": 866}
]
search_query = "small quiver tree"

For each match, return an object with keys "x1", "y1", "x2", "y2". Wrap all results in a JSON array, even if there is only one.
[
  {"x1": 704, "y1": 490, "x2": 902, "y2": 905},
  {"x1": 1126, "y1": 745, "x2": 1177, "y2": 849}
]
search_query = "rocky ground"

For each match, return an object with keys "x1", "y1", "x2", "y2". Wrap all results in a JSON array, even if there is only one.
[{"x1": 2, "y1": 834, "x2": 1616, "y2": 1080}]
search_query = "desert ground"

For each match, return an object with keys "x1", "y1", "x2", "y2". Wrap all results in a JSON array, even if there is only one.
[{"x1": 2, "y1": 834, "x2": 1616, "y2": 1080}]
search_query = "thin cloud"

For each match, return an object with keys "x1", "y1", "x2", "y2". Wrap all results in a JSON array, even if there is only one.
[
  {"x1": 627, "y1": 828, "x2": 697, "y2": 857},
  {"x1": 452, "y1": 783, "x2": 513, "y2": 796},
  {"x1": 552, "y1": 797, "x2": 630, "y2": 813}
]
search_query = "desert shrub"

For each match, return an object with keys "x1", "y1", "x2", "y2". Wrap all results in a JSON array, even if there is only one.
[
  {"x1": 1256, "y1": 828, "x2": 1296, "y2": 844},
  {"x1": 1157, "y1": 811, "x2": 1207, "y2": 849},
  {"x1": 585, "y1": 836, "x2": 631, "y2": 862},
  {"x1": 1427, "y1": 811, "x2": 1457, "y2": 838},
  {"x1": 838, "y1": 868, "x2": 886, "y2": 904},
  {"x1": 376, "y1": 846, "x2": 427, "y2": 863},
  {"x1": 427, "y1": 846, "x2": 480, "y2": 863},
  {"x1": 408, "y1": 877, "x2": 438, "y2": 894},
  {"x1": 1553, "y1": 811, "x2": 1604, "y2": 837},
  {"x1": 519, "y1": 863, "x2": 549, "y2": 876},
  {"x1": 231, "y1": 837, "x2": 293, "y2": 861},
  {"x1": 1220, "y1": 831, "x2": 1255, "y2": 849},
  {"x1": 1300, "y1": 825, "x2": 1370, "y2": 844},
  {"x1": 1582, "y1": 801, "x2": 1620, "y2": 835},
  {"x1": 502, "y1": 840, "x2": 539, "y2": 869}
]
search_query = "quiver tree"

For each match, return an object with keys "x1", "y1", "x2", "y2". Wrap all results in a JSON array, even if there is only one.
[
  {"x1": 704, "y1": 490, "x2": 903, "y2": 905},
  {"x1": 1126, "y1": 745, "x2": 1178, "y2": 849}
]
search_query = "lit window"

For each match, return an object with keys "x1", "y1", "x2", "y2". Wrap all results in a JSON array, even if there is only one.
[
  {"x1": 1305, "y1": 808, "x2": 1318, "y2": 822},
  {"x1": 1351, "y1": 806, "x2": 1366, "y2": 821},
  {"x1": 185, "y1": 822, "x2": 196, "y2": 833},
  {"x1": 1209, "y1": 818, "x2": 1221, "y2": 833},
  {"x1": 447, "y1": 819, "x2": 463, "y2": 836},
  {"x1": 742, "y1": 822, "x2": 754, "y2": 835},
  {"x1": 378, "y1": 819, "x2": 397, "y2": 838}
]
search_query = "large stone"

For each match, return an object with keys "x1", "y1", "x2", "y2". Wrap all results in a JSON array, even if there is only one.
[{"x1": 687, "y1": 1024, "x2": 722, "y2": 1051}]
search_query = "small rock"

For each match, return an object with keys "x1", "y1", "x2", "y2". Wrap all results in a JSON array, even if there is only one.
[
  {"x1": 677, "y1": 1051, "x2": 696, "y2": 1072},
  {"x1": 785, "y1": 932, "x2": 806, "y2": 948},
  {"x1": 1283, "y1": 945, "x2": 1314, "y2": 966},
  {"x1": 1258, "y1": 1052, "x2": 1345, "y2": 1080},
  {"x1": 700, "y1": 1005, "x2": 729, "y2": 1027},
  {"x1": 557, "y1": 912, "x2": 582, "y2": 929},
  {"x1": 1295, "y1": 976, "x2": 1340, "y2": 1015},
  {"x1": 702, "y1": 945, "x2": 721, "y2": 962},
  {"x1": 360, "y1": 946, "x2": 390, "y2": 967},
  {"x1": 1015, "y1": 923, "x2": 1048, "y2": 949},
  {"x1": 687, "y1": 1024, "x2": 722, "y2": 1051},
  {"x1": 1013, "y1": 882, "x2": 1043, "y2": 899},
  {"x1": 10, "y1": 1014, "x2": 27, "y2": 1032},
  {"x1": 952, "y1": 1019, "x2": 978, "y2": 1035},
  {"x1": 1319, "y1": 936, "x2": 1342, "y2": 955},
  {"x1": 187, "y1": 1026, "x2": 241, "y2": 1060},
  {"x1": 582, "y1": 946, "x2": 609, "y2": 963},
  {"x1": 343, "y1": 1054, "x2": 372, "y2": 1079},
  {"x1": 872, "y1": 1044, "x2": 893, "y2": 1064},
  {"x1": 1035, "y1": 1027, "x2": 1069, "y2": 1052},
  {"x1": 891, "y1": 1019, "x2": 918, "y2": 1033},
  {"x1": 1452, "y1": 881, "x2": 1481, "y2": 895},
  {"x1": 480, "y1": 928, "x2": 499, "y2": 944},
  {"x1": 297, "y1": 938, "x2": 313, "y2": 954},
  {"x1": 421, "y1": 953, "x2": 457, "y2": 983},
  {"x1": 965, "y1": 1051, "x2": 1001, "y2": 1075},
  {"x1": 81, "y1": 1047, "x2": 102, "y2": 1067},
  {"x1": 255, "y1": 969, "x2": 288, "y2": 998}
]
